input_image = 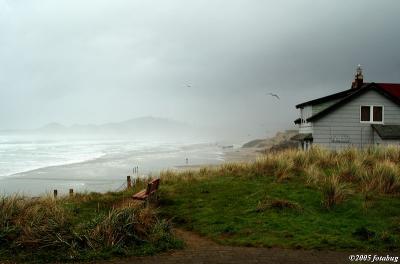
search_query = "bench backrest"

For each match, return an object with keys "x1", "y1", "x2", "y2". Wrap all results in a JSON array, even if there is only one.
[
  {"x1": 145, "y1": 178, "x2": 160, "y2": 195},
  {"x1": 150, "y1": 179, "x2": 160, "y2": 192},
  {"x1": 145, "y1": 182, "x2": 152, "y2": 195}
]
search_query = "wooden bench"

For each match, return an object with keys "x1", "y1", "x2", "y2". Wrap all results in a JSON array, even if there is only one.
[{"x1": 132, "y1": 178, "x2": 160, "y2": 201}]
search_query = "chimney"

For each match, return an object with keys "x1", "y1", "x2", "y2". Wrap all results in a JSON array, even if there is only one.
[{"x1": 351, "y1": 64, "x2": 364, "y2": 89}]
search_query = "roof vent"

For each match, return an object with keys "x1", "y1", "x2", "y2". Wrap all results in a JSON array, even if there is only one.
[{"x1": 351, "y1": 64, "x2": 364, "y2": 89}]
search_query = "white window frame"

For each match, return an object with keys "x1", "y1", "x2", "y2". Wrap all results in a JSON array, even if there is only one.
[{"x1": 359, "y1": 105, "x2": 384, "y2": 124}]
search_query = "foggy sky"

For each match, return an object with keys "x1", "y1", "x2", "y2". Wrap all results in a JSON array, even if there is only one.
[{"x1": 1, "y1": 0, "x2": 400, "y2": 137}]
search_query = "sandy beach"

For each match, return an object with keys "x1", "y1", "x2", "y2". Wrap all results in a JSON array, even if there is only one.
[
  {"x1": 174, "y1": 147, "x2": 261, "y2": 170},
  {"x1": 0, "y1": 143, "x2": 261, "y2": 196}
]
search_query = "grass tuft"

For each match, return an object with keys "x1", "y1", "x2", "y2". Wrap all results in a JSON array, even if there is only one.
[
  {"x1": 372, "y1": 161, "x2": 400, "y2": 194},
  {"x1": 321, "y1": 175, "x2": 349, "y2": 209}
]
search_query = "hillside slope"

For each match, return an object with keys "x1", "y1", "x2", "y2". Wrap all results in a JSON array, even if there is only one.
[{"x1": 242, "y1": 130, "x2": 298, "y2": 151}]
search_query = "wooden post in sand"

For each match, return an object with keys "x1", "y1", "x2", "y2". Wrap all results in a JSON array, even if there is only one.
[
  {"x1": 127, "y1": 176, "x2": 132, "y2": 189},
  {"x1": 69, "y1": 189, "x2": 74, "y2": 197},
  {"x1": 53, "y1": 189, "x2": 58, "y2": 199}
]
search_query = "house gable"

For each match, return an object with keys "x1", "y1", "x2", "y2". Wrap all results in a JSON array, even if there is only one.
[
  {"x1": 307, "y1": 83, "x2": 400, "y2": 123},
  {"x1": 311, "y1": 99, "x2": 343, "y2": 115}
]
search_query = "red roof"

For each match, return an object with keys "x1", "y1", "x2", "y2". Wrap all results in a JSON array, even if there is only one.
[
  {"x1": 296, "y1": 82, "x2": 400, "y2": 109},
  {"x1": 377, "y1": 83, "x2": 400, "y2": 98}
]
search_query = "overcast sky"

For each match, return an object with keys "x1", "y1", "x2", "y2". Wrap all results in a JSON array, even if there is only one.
[{"x1": 1, "y1": 0, "x2": 400, "y2": 137}]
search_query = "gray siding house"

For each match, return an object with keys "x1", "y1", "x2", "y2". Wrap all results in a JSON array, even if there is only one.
[{"x1": 292, "y1": 66, "x2": 400, "y2": 150}]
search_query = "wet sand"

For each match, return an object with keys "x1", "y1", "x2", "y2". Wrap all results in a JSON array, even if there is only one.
[{"x1": 174, "y1": 147, "x2": 261, "y2": 171}]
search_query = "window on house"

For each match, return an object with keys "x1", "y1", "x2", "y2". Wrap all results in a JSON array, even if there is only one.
[
  {"x1": 373, "y1": 106, "x2": 383, "y2": 122},
  {"x1": 361, "y1": 106, "x2": 370, "y2": 122},
  {"x1": 360, "y1": 105, "x2": 383, "y2": 123}
]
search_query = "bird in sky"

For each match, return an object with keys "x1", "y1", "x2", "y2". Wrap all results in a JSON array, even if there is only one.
[
  {"x1": 185, "y1": 83, "x2": 192, "y2": 88},
  {"x1": 267, "y1": 92, "x2": 280, "y2": 99}
]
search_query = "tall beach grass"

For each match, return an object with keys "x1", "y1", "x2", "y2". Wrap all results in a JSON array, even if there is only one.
[
  {"x1": 0, "y1": 191, "x2": 181, "y2": 263},
  {"x1": 159, "y1": 146, "x2": 400, "y2": 209}
]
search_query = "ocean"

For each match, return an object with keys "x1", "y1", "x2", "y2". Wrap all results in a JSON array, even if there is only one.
[{"x1": 0, "y1": 133, "x2": 225, "y2": 196}]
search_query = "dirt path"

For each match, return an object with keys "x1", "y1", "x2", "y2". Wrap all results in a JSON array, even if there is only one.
[{"x1": 100, "y1": 229, "x2": 357, "y2": 264}]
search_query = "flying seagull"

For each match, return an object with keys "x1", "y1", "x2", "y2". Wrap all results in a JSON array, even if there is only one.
[
  {"x1": 185, "y1": 84, "x2": 192, "y2": 88},
  {"x1": 267, "y1": 92, "x2": 280, "y2": 100}
]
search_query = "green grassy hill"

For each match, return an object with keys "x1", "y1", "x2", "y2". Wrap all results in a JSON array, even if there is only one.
[
  {"x1": 159, "y1": 147, "x2": 400, "y2": 251},
  {"x1": 2, "y1": 146, "x2": 400, "y2": 263}
]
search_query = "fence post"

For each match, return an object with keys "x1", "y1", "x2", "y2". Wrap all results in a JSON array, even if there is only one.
[
  {"x1": 53, "y1": 189, "x2": 58, "y2": 199},
  {"x1": 69, "y1": 188, "x2": 74, "y2": 197},
  {"x1": 127, "y1": 175, "x2": 132, "y2": 189}
]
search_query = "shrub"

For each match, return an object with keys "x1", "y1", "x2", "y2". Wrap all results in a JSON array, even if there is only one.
[
  {"x1": 335, "y1": 160, "x2": 363, "y2": 183},
  {"x1": 338, "y1": 148, "x2": 359, "y2": 163},
  {"x1": 304, "y1": 164, "x2": 325, "y2": 186},
  {"x1": 291, "y1": 150, "x2": 309, "y2": 173},
  {"x1": 384, "y1": 146, "x2": 400, "y2": 163},
  {"x1": 309, "y1": 147, "x2": 335, "y2": 168},
  {"x1": 252, "y1": 156, "x2": 276, "y2": 176},
  {"x1": 321, "y1": 175, "x2": 349, "y2": 209},
  {"x1": 0, "y1": 194, "x2": 179, "y2": 262},
  {"x1": 15, "y1": 198, "x2": 73, "y2": 250},
  {"x1": 365, "y1": 146, "x2": 386, "y2": 161},
  {"x1": 89, "y1": 207, "x2": 146, "y2": 248},
  {"x1": 361, "y1": 155, "x2": 376, "y2": 170},
  {"x1": 274, "y1": 158, "x2": 294, "y2": 182},
  {"x1": 221, "y1": 163, "x2": 243, "y2": 176},
  {"x1": 0, "y1": 196, "x2": 74, "y2": 251},
  {"x1": 372, "y1": 161, "x2": 400, "y2": 194}
]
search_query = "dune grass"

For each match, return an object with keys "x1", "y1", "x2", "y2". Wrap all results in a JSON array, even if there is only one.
[
  {"x1": 2, "y1": 145, "x2": 400, "y2": 263},
  {"x1": 0, "y1": 186, "x2": 182, "y2": 263},
  {"x1": 158, "y1": 146, "x2": 400, "y2": 251}
]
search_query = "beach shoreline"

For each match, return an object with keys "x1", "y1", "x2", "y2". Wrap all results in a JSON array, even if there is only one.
[{"x1": 0, "y1": 142, "x2": 261, "y2": 196}]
